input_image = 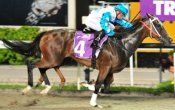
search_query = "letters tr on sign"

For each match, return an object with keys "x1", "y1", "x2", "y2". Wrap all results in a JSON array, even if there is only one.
[{"x1": 140, "y1": 0, "x2": 175, "y2": 21}]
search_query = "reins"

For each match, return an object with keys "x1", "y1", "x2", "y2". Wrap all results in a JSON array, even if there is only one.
[
  {"x1": 130, "y1": 11, "x2": 141, "y2": 23},
  {"x1": 140, "y1": 18, "x2": 161, "y2": 39},
  {"x1": 108, "y1": 38, "x2": 134, "y2": 55}
]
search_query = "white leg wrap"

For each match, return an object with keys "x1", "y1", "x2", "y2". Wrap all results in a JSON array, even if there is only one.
[
  {"x1": 40, "y1": 85, "x2": 51, "y2": 95},
  {"x1": 81, "y1": 83, "x2": 95, "y2": 91},
  {"x1": 88, "y1": 85, "x2": 95, "y2": 91},
  {"x1": 82, "y1": 83, "x2": 89, "y2": 87},
  {"x1": 22, "y1": 85, "x2": 32, "y2": 93},
  {"x1": 90, "y1": 93, "x2": 97, "y2": 106}
]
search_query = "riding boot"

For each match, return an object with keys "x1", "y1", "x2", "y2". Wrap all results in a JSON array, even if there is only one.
[
  {"x1": 91, "y1": 38, "x2": 99, "y2": 69},
  {"x1": 91, "y1": 30, "x2": 105, "y2": 69},
  {"x1": 91, "y1": 47, "x2": 97, "y2": 69},
  {"x1": 91, "y1": 30, "x2": 105, "y2": 48},
  {"x1": 83, "y1": 27, "x2": 91, "y2": 33}
]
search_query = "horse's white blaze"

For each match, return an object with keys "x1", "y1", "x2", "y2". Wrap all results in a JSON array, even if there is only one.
[
  {"x1": 22, "y1": 85, "x2": 32, "y2": 93},
  {"x1": 40, "y1": 85, "x2": 52, "y2": 95},
  {"x1": 149, "y1": 17, "x2": 161, "y2": 38}
]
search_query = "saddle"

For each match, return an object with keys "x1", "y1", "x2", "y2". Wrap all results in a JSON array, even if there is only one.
[{"x1": 73, "y1": 30, "x2": 108, "y2": 68}]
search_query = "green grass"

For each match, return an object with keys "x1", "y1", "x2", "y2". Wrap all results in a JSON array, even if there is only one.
[
  {"x1": 0, "y1": 81, "x2": 174, "y2": 95},
  {"x1": 0, "y1": 84, "x2": 25, "y2": 90},
  {"x1": 0, "y1": 83, "x2": 87, "y2": 91},
  {"x1": 110, "y1": 81, "x2": 174, "y2": 95},
  {"x1": 110, "y1": 86, "x2": 155, "y2": 94}
]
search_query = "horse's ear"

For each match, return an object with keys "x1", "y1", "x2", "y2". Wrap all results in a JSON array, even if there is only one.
[
  {"x1": 137, "y1": 16, "x2": 143, "y2": 21},
  {"x1": 146, "y1": 13, "x2": 155, "y2": 19},
  {"x1": 146, "y1": 13, "x2": 152, "y2": 18}
]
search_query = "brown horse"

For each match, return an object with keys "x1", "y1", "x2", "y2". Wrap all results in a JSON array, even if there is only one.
[{"x1": 2, "y1": 14, "x2": 172, "y2": 107}]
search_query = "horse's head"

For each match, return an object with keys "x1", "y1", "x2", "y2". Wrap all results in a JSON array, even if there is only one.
[{"x1": 141, "y1": 13, "x2": 173, "y2": 45}]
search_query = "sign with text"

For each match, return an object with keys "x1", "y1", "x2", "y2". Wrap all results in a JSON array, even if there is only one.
[
  {"x1": 140, "y1": 0, "x2": 175, "y2": 21},
  {"x1": 0, "y1": 0, "x2": 68, "y2": 26}
]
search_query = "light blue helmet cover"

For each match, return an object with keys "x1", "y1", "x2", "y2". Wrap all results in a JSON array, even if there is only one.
[{"x1": 114, "y1": 3, "x2": 129, "y2": 16}]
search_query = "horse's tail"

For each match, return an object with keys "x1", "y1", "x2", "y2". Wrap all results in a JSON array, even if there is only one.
[{"x1": 2, "y1": 32, "x2": 46, "y2": 57}]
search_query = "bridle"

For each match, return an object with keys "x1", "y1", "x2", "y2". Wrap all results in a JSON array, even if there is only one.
[
  {"x1": 140, "y1": 17, "x2": 162, "y2": 39},
  {"x1": 113, "y1": 16, "x2": 164, "y2": 55}
]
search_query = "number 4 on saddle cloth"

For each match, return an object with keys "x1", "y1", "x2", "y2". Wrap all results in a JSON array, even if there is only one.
[{"x1": 74, "y1": 31, "x2": 108, "y2": 59}]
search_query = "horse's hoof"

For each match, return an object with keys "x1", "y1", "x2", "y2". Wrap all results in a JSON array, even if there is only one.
[
  {"x1": 90, "y1": 102, "x2": 96, "y2": 107},
  {"x1": 80, "y1": 81, "x2": 87, "y2": 86},
  {"x1": 22, "y1": 86, "x2": 32, "y2": 94},
  {"x1": 80, "y1": 82, "x2": 95, "y2": 91},
  {"x1": 88, "y1": 85, "x2": 95, "y2": 91},
  {"x1": 96, "y1": 105, "x2": 103, "y2": 108},
  {"x1": 40, "y1": 91, "x2": 48, "y2": 95},
  {"x1": 40, "y1": 85, "x2": 51, "y2": 95},
  {"x1": 59, "y1": 83, "x2": 65, "y2": 90},
  {"x1": 90, "y1": 104, "x2": 103, "y2": 109},
  {"x1": 89, "y1": 79, "x2": 96, "y2": 84},
  {"x1": 40, "y1": 90, "x2": 49, "y2": 95},
  {"x1": 35, "y1": 83, "x2": 41, "y2": 88}
]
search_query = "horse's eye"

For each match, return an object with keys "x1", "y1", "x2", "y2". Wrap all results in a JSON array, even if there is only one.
[
  {"x1": 154, "y1": 20, "x2": 158, "y2": 24},
  {"x1": 157, "y1": 23, "x2": 162, "y2": 28},
  {"x1": 154, "y1": 21, "x2": 162, "y2": 28}
]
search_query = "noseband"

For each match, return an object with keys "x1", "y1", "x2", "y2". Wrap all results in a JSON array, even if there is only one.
[{"x1": 140, "y1": 17, "x2": 161, "y2": 39}]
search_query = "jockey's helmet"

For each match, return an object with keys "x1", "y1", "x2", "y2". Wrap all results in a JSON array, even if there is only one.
[{"x1": 114, "y1": 3, "x2": 128, "y2": 16}]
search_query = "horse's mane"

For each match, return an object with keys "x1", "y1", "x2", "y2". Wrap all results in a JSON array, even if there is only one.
[{"x1": 115, "y1": 16, "x2": 147, "y2": 35}]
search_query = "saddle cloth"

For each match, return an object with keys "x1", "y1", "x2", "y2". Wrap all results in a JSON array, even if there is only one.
[{"x1": 73, "y1": 31, "x2": 108, "y2": 58}]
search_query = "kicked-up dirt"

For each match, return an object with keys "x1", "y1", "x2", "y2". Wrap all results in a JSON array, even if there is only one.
[{"x1": 0, "y1": 90, "x2": 175, "y2": 110}]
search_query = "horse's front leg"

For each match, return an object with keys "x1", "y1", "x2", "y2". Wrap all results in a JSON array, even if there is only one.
[
  {"x1": 90, "y1": 68, "x2": 110, "y2": 108},
  {"x1": 22, "y1": 60, "x2": 34, "y2": 94},
  {"x1": 103, "y1": 72, "x2": 114, "y2": 93}
]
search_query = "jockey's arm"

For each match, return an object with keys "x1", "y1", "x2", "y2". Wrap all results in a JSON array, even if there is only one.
[
  {"x1": 112, "y1": 19, "x2": 133, "y2": 29},
  {"x1": 100, "y1": 12, "x2": 115, "y2": 37}
]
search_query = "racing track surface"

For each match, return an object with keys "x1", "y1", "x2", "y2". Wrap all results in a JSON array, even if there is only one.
[
  {"x1": 0, "y1": 90, "x2": 175, "y2": 110},
  {"x1": 0, "y1": 66, "x2": 175, "y2": 110}
]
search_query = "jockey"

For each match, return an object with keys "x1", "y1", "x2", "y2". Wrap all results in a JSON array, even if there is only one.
[{"x1": 84, "y1": 3, "x2": 133, "y2": 68}]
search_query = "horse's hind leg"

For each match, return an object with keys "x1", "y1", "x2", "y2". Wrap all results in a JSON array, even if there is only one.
[
  {"x1": 30, "y1": 57, "x2": 64, "y2": 93},
  {"x1": 35, "y1": 68, "x2": 48, "y2": 87},
  {"x1": 35, "y1": 74, "x2": 44, "y2": 87},
  {"x1": 22, "y1": 59, "x2": 53, "y2": 94},
  {"x1": 35, "y1": 67, "x2": 66, "y2": 90},
  {"x1": 54, "y1": 66, "x2": 66, "y2": 90},
  {"x1": 38, "y1": 68, "x2": 52, "y2": 95},
  {"x1": 22, "y1": 60, "x2": 35, "y2": 94}
]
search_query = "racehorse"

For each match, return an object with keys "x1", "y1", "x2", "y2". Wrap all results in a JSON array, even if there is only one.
[{"x1": 2, "y1": 14, "x2": 172, "y2": 107}]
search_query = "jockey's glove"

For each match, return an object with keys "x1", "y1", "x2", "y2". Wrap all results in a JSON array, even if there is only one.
[{"x1": 127, "y1": 23, "x2": 133, "y2": 28}]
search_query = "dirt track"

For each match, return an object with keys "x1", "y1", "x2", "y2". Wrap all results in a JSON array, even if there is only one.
[
  {"x1": 0, "y1": 90, "x2": 175, "y2": 110},
  {"x1": 0, "y1": 66, "x2": 175, "y2": 110}
]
